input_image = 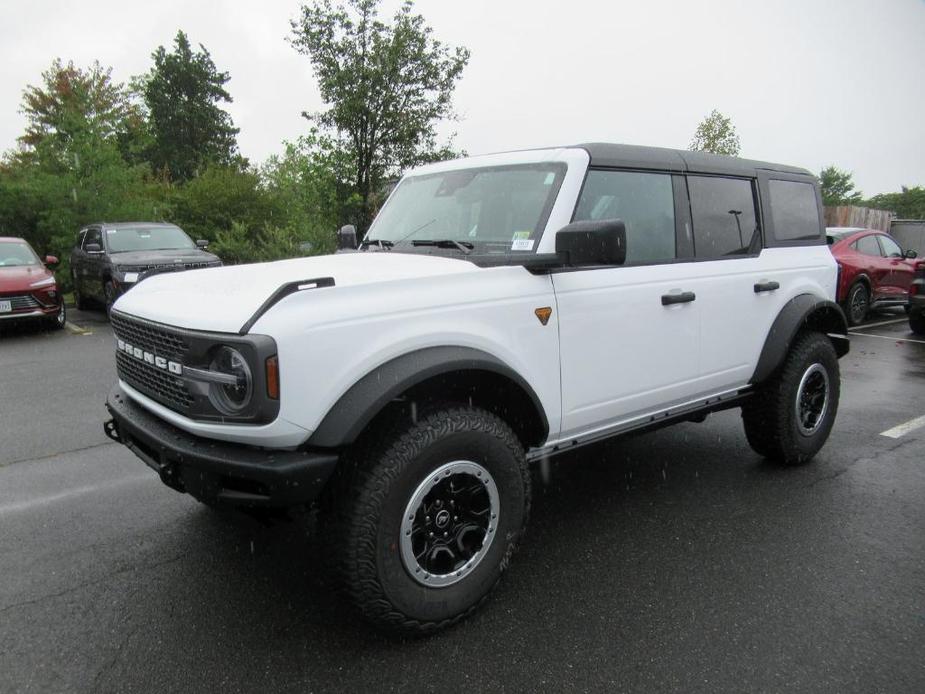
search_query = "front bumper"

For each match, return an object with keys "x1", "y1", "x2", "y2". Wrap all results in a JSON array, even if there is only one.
[{"x1": 105, "y1": 382, "x2": 338, "y2": 508}]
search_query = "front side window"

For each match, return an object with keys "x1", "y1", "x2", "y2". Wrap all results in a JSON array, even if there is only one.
[
  {"x1": 768, "y1": 180, "x2": 820, "y2": 241},
  {"x1": 83, "y1": 228, "x2": 102, "y2": 250},
  {"x1": 854, "y1": 235, "x2": 882, "y2": 257},
  {"x1": 688, "y1": 176, "x2": 758, "y2": 258},
  {"x1": 0, "y1": 240, "x2": 41, "y2": 267},
  {"x1": 878, "y1": 235, "x2": 903, "y2": 258},
  {"x1": 365, "y1": 164, "x2": 566, "y2": 255},
  {"x1": 572, "y1": 170, "x2": 676, "y2": 264},
  {"x1": 105, "y1": 226, "x2": 195, "y2": 253}
]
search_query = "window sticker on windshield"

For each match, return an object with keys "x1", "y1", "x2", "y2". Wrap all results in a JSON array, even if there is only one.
[
  {"x1": 544, "y1": 172, "x2": 555, "y2": 185},
  {"x1": 511, "y1": 232, "x2": 534, "y2": 251}
]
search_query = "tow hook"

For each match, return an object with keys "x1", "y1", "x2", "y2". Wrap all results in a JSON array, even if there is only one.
[{"x1": 103, "y1": 418, "x2": 122, "y2": 443}]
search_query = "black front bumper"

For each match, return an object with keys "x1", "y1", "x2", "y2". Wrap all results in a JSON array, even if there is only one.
[{"x1": 105, "y1": 383, "x2": 338, "y2": 508}]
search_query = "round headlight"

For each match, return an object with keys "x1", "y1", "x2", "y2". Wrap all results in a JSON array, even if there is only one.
[{"x1": 208, "y1": 346, "x2": 253, "y2": 414}]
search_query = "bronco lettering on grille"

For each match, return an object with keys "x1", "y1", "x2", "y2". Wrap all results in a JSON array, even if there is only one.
[{"x1": 116, "y1": 338, "x2": 182, "y2": 374}]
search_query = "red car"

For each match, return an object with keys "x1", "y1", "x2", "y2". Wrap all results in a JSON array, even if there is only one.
[
  {"x1": 826, "y1": 227, "x2": 919, "y2": 325},
  {"x1": 0, "y1": 237, "x2": 66, "y2": 330}
]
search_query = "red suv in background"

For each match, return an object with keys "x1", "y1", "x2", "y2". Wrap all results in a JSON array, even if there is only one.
[
  {"x1": 826, "y1": 227, "x2": 919, "y2": 325},
  {"x1": 0, "y1": 237, "x2": 66, "y2": 330}
]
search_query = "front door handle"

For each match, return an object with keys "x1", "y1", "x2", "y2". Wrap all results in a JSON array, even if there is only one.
[
  {"x1": 661, "y1": 291, "x2": 696, "y2": 306},
  {"x1": 754, "y1": 281, "x2": 780, "y2": 293}
]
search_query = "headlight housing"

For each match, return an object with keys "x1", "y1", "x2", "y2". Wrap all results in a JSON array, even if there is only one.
[{"x1": 207, "y1": 346, "x2": 253, "y2": 415}]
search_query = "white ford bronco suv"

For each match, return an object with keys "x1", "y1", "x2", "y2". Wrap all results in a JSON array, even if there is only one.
[{"x1": 104, "y1": 143, "x2": 849, "y2": 633}]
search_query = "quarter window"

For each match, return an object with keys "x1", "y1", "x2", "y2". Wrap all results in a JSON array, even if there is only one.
[
  {"x1": 768, "y1": 180, "x2": 820, "y2": 241},
  {"x1": 572, "y1": 170, "x2": 676, "y2": 264},
  {"x1": 687, "y1": 176, "x2": 759, "y2": 258}
]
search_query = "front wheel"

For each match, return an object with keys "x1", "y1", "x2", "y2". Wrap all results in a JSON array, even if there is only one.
[
  {"x1": 327, "y1": 405, "x2": 530, "y2": 634},
  {"x1": 742, "y1": 331, "x2": 840, "y2": 465},
  {"x1": 46, "y1": 301, "x2": 66, "y2": 330},
  {"x1": 103, "y1": 280, "x2": 117, "y2": 313}
]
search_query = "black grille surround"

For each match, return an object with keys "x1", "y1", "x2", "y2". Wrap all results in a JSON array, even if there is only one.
[{"x1": 110, "y1": 310, "x2": 280, "y2": 424}]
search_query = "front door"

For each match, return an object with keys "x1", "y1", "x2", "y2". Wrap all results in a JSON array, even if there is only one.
[{"x1": 553, "y1": 169, "x2": 702, "y2": 439}]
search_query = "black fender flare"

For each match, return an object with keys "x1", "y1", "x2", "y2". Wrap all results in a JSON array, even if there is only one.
[
  {"x1": 750, "y1": 294, "x2": 849, "y2": 385},
  {"x1": 307, "y1": 346, "x2": 549, "y2": 448}
]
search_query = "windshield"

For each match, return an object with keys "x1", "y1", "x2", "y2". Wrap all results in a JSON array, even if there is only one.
[
  {"x1": 105, "y1": 225, "x2": 195, "y2": 253},
  {"x1": 0, "y1": 240, "x2": 41, "y2": 267},
  {"x1": 365, "y1": 163, "x2": 566, "y2": 254}
]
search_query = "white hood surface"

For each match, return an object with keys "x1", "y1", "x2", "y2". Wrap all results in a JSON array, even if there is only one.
[{"x1": 113, "y1": 252, "x2": 477, "y2": 333}]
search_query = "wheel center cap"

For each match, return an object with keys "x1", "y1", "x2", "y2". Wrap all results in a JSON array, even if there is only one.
[{"x1": 435, "y1": 509, "x2": 451, "y2": 528}]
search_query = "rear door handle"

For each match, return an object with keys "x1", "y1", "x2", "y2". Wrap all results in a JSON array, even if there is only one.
[
  {"x1": 661, "y1": 291, "x2": 696, "y2": 306},
  {"x1": 754, "y1": 281, "x2": 780, "y2": 293}
]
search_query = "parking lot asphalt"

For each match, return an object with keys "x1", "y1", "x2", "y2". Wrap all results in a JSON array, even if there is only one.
[{"x1": 1, "y1": 308, "x2": 923, "y2": 693}]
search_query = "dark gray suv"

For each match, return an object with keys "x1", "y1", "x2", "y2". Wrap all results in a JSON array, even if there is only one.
[{"x1": 69, "y1": 222, "x2": 221, "y2": 311}]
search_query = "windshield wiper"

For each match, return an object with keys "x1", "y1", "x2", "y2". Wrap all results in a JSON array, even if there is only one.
[
  {"x1": 411, "y1": 239, "x2": 474, "y2": 254},
  {"x1": 360, "y1": 238, "x2": 394, "y2": 250}
]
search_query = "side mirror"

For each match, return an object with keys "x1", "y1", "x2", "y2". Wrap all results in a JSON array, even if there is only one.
[
  {"x1": 904, "y1": 249, "x2": 918, "y2": 259},
  {"x1": 44, "y1": 255, "x2": 59, "y2": 266},
  {"x1": 555, "y1": 219, "x2": 626, "y2": 267},
  {"x1": 196, "y1": 239, "x2": 209, "y2": 249},
  {"x1": 85, "y1": 243, "x2": 102, "y2": 254},
  {"x1": 336, "y1": 224, "x2": 358, "y2": 253}
]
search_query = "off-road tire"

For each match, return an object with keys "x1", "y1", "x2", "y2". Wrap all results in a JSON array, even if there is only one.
[
  {"x1": 844, "y1": 282, "x2": 869, "y2": 326},
  {"x1": 325, "y1": 404, "x2": 530, "y2": 635},
  {"x1": 909, "y1": 308, "x2": 925, "y2": 335},
  {"x1": 742, "y1": 331, "x2": 840, "y2": 465}
]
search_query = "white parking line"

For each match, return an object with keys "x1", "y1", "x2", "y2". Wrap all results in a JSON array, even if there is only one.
[
  {"x1": 880, "y1": 415, "x2": 925, "y2": 439},
  {"x1": 848, "y1": 332, "x2": 925, "y2": 345},
  {"x1": 0, "y1": 475, "x2": 149, "y2": 516},
  {"x1": 854, "y1": 318, "x2": 908, "y2": 330}
]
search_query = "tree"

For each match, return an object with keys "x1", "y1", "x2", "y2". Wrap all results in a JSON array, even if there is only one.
[
  {"x1": 290, "y1": 0, "x2": 469, "y2": 230},
  {"x1": 819, "y1": 165, "x2": 862, "y2": 206},
  {"x1": 137, "y1": 31, "x2": 241, "y2": 182},
  {"x1": 689, "y1": 109, "x2": 741, "y2": 156},
  {"x1": 866, "y1": 186, "x2": 925, "y2": 219},
  {"x1": 15, "y1": 59, "x2": 144, "y2": 165}
]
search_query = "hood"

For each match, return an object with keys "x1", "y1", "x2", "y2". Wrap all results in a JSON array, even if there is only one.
[
  {"x1": 113, "y1": 251, "x2": 478, "y2": 332},
  {"x1": 0, "y1": 265, "x2": 55, "y2": 293},
  {"x1": 110, "y1": 248, "x2": 219, "y2": 267}
]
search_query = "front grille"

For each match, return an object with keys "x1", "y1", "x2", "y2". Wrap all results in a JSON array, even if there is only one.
[
  {"x1": 127, "y1": 261, "x2": 218, "y2": 273},
  {"x1": 110, "y1": 313, "x2": 189, "y2": 362},
  {"x1": 116, "y1": 351, "x2": 193, "y2": 413},
  {"x1": 111, "y1": 313, "x2": 193, "y2": 413},
  {"x1": 0, "y1": 294, "x2": 41, "y2": 310}
]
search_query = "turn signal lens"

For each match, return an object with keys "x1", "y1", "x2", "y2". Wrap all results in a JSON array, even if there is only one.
[{"x1": 266, "y1": 356, "x2": 280, "y2": 400}]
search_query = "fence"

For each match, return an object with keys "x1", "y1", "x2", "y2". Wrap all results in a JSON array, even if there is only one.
[
  {"x1": 890, "y1": 220, "x2": 925, "y2": 256},
  {"x1": 823, "y1": 205, "x2": 893, "y2": 232}
]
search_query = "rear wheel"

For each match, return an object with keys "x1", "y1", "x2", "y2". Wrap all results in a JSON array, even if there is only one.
[
  {"x1": 844, "y1": 282, "x2": 869, "y2": 326},
  {"x1": 742, "y1": 331, "x2": 840, "y2": 465},
  {"x1": 910, "y1": 308, "x2": 925, "y2": 335},
  {"x1": 326, "y1": 405, "x2": 530, "y2": 634}
]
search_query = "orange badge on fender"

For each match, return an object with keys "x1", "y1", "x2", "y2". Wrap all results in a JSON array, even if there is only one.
[{"x1": 534, "y1": 307, "x2": 552, "y2": 326}]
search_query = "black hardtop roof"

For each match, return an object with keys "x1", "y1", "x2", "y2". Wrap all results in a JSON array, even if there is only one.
[{"x1": 575, "y1": 142, "x2": 812, "y2": 178}]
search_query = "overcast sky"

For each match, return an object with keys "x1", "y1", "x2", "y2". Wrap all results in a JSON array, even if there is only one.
[{"x1": 1, "y1": 0, "x2": 923, "y2": 196}]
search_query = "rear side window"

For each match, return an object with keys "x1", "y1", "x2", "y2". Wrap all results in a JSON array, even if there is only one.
[
  {"x1": 573, "y1": 170, "x2": 676, "y2": 264},
  {"x1": 854, "y1": 235, "x2": 882, "y2": 257},
  {"x1": 768, "y1": 180, "x2": 821, "y2": 242},
  {"x1": 687, "y1": 176, "x2": 758, "y2": 258}
]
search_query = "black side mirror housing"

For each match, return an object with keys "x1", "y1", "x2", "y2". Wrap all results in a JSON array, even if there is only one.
[
  {"x1": 336, "y1": 225, "x2": 358, "y2": 253},
  {"x1": 555, "y1": 219, "x2": 626, "y2": 267},
  {"x1": 196, "y1": 239, "x2": 209, "y2": 249},
  {"x1": 904, "y1": 249, "x2": 918, "y2": 259},
  {"x1": 85, "y1": 243, "x2": 102, "y2": 254}
]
